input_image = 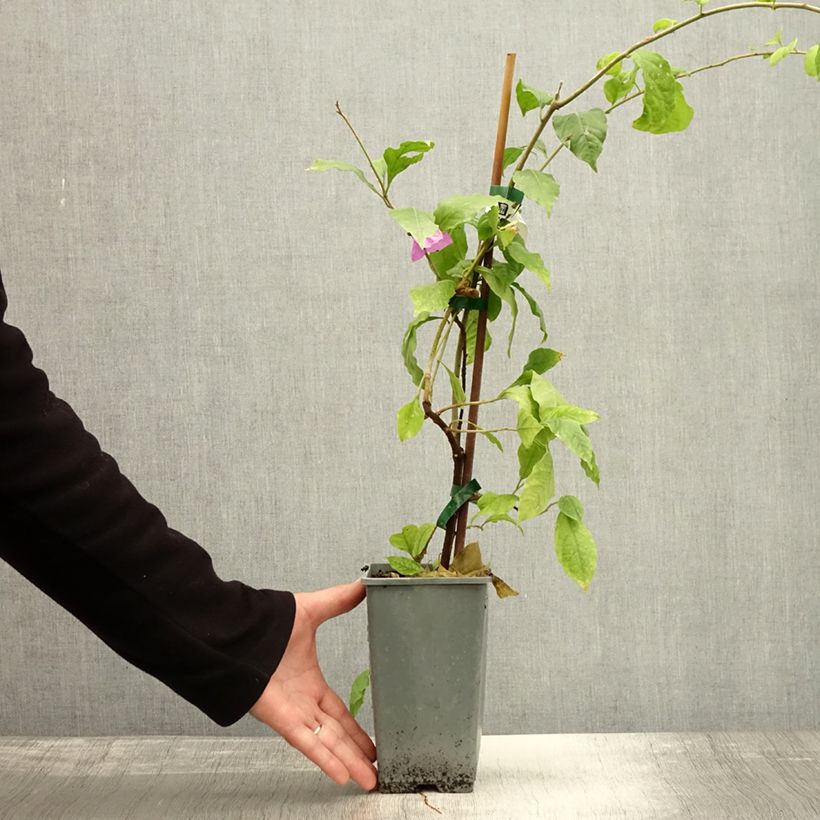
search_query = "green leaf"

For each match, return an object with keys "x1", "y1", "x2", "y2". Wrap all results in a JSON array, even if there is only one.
[
  {"x1": 386, "y1": 555, "x2": 425, "y2": 576},
  {"x1": 517, "y1": 349, "x2": 562, "y2": 384},
  {"x1": 805, "y1": 44, "x2": 820, "y2": 78},
  {"x1": 348, "y1": 669, "x2": 371, "y2": 718},
  {"x1": 539, "y1": 404, "x2": 600, "y2": 424},
  {"x1": 389, "y1": 522, "x2": 437, "y2": 558},
  {"x1": 511, "y1": 170, "x2": 560, "y2": 218},
  {"x1": 769, "y1": 37, "x2": 798, "y2": 67},
  {"x1": 631, "y1": 50, "x2": 694, "y2": 135},
  {"x1": 529, "y1": 372, "x2": 567, "y2": 414},
  {"x1": 473, "y1": 492, "x2": 519, "y2": 521},
  {"x1": 511, "y1": 283, "x2": 548, "y2": 342},
  {"x1": 653, "y1": 18, "x2": 677, "y2": 33},
  {"x1": 502, "y1": 382, "x2": 539, "y2": 416},
  {"x1": 410, "y1": 280, "x2": 456, "y2": 315},
  {"x1": 434, "y1": 194, "x2": 505, "y2": 232},
  {"x1": 518, "y1": 447, "x2": 554, "y2": 522},
  {"x1": 465, "y1": 310, "x2": 492, "y2": 365},
  {"x1": 441, "y1": 362, "x2": 467, "y2": 406},
  {"x1": 502, "y1": 145, "x2": 525, "y2": 173},
  {"x1": 397, "y1": 397, "x2": 424, "y2": 441},
  {"x1": 557, "y1": 495, "x2": 584, "y2": 522},
  {"x1": 402, "y1": 313, "x2": 439, "y2": 386},
  {"x1": 604, "y1": 68, "x2": 638, "y2": 105},
  {"x1": 516, "y1": 405, "x2": 542, "y2": 448},
  {"x1": 428, "y1": 224, "x2": 467, "y2": 280},
  {"x1": 480, "y1": 429, "x2": 504, "y2": 452},
  {"x1": 552, "y1": 109, "x2": 608, "y2": 172},
  {"x1": 515, "y1": 79, "x2": 554, "y2": 116},
  {"x1": 391, "y1": 207, "x2": 439, "y2": 246},
  {"x1": 517, "y1": 427, "x2": 553, "y2": 482},
  {"x1": 505, "y1": 237, "x2": 551, "y2": 291},
  {"x1": 554, "y1": 512, "x2": 597, "y2": 590},
  {"x1": 596, "y1": 52, "x2": 624, "y2": 76},
  {"x1": 483, "y1": 265, "x2": 519, "y2": 357},
  {"x1": 306, "y1": 159, "x2": 380, "y2": 196},
  {"x1": 476, "y1": 205, "x2": 500, "y2": 242},
  {"x1": 382, "y1": 141, "x2": 434, "y2": 188},
  {"x1": 487, "y1": 288, "x2": 502, "y2": 322},
  {"x1": 766, "y1": 28, "x2": 783, "y2": 46},
  {"x1": 580, "y1": 446, "x2": 601, "y2": 486},
  {"x1": 546, "y1": 418, "x2": 594, "y2": 463}
]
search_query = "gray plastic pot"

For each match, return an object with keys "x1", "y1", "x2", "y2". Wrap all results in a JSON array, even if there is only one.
[{"x1": 362, "y1": 562, "x2": 491, "y2": 793}]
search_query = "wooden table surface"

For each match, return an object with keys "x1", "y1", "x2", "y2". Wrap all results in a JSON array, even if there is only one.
[{"x1": 0, "y1": 732, "x2": 818, "y2": 819}]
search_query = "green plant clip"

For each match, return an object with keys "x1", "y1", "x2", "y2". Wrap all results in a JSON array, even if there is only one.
[
  {"x1": 449, "y1": 295, "x2": 488, "y2": 311},
  {"x1": 489, "y1": 184, "x2": 524, "y2": 205},
  {"x1": 436, "y1": 478, "x2": 481, "y2": 529}
]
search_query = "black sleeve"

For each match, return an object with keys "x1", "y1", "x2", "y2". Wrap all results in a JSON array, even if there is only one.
[{"x1": 0, "y1": 271, "x2": 295, "y2": 726}]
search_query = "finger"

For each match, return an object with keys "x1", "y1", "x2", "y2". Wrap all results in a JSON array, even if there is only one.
[
  {"x1": 310, "y1": 579, "x2": 366, "y2": 625},
  {"x1": 320, "y1": 688, "x2": 377, "y2": 762},
  {"x1": 314, "y1": 713, "x2": 378, "y2": 792},
  {"x1": 283, "y1": 724, "x2": 351, "y2": 786}
]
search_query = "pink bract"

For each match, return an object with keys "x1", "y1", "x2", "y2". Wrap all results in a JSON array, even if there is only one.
[{"x1": 410, "y1": 228, "x2": 453, "y2": 261}]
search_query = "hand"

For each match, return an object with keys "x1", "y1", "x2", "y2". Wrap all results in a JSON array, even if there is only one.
[{"x1": 249, "y1": 579, "x2": 378, "y2": 791}]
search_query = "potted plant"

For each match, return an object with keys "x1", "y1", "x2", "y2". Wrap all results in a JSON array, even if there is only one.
[{"x1": 308, "y1": 1, "x2": 819, "y2": 793}]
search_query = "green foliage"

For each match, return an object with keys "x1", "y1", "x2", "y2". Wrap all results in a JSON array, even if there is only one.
[
  {"x1": 306, "y1": 159, "x2": 381, "y2": 196},
  {"x1": 554, "y1": 511, "x2": 597, "y2": 590},
  {"x1": 397, "y1": 397, "x2": 424, "y2": 441},
  {"x1": 434, "y1": 194, "x2": 506, "y2": 232},
  {"x1": 604, "y1": 67, "x2": 638, "y2": 104},
  {"x1": 382, "y1": 141, "x2": 434, "y2": 188},
  {"x1": 442, "y1": 362, "x2": 467, "y2": 405},
  {"x1": 597, "y1": 52, "x2": 624, "y2": 76},
  {"x1": 511, "y1": 283, "x2": 549, "y2": 342},
  {"x1": 428, "y1": 224, "x2": 468, "y2": 280},
  {"x1": 508, "y1": 348, "x2": 562, "y2": 388},
  {"x1": 552, "y1": 109, "x2": 608, "y2": 172},
  {"x1": 480, "y1": 429, "x2": 504, "y2": 452},
  {"x1": 386, "y1": 555, "x2": 425, "y2": 575},
  {"x1": 517, "y1": 427, "x2": 553, "y2": 482},
  {"x1": 769, "y1": 37, "x2": 798, "y2": 66},
  {"x1": 631, "y1": 50, "x2": 694, "y2": 134},
  {"x1": 389, "y1": 522, "x2": 437, "y2": 558},
  {"x1": 515, "y1": 79, "x2": 554, "y2": 115},
  {"x1": 557, "y1": 494, "x2": 584, "y2": 522},
  {"x1": 410, "y1": 280, "x2": 456, "y2": 315},
  {"x1": 391, "y1": 207, "x2": 439, "y2": 245},
  {"x1": 518, "y1": 447, "x2": 555, "y2": 522},
  {"x1": 402, "y1": 313, "x2": 439, "y2": 386},
  {"x1": 502, "y1": 139, "x2": 549, "y2": 173},
  {"x1": 505, "y1": 237, "x2": 551, "y2": 291},
  {"x1": 482, "y1": 263, "x2": 520, "y2": 356},
  {"x1": 510, "y1": 170, "x2": 560, "y2": 218},
  {"x1": 653, "y1": 18, "x2": 677, "y2": 33},
  {"x1": 348, "y1": 669, "x2": 371, "y2": 718},
  {"x1": 806, "y1": 45, "x2": 820, "y2": 79},
  {"x1": 465, "y1": 309, "x2": 492, "y2": 364}
]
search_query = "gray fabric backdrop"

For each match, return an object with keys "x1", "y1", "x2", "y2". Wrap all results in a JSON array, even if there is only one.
[{"x1": 0, "y1": 0, "x2": 817, "y2": 736}]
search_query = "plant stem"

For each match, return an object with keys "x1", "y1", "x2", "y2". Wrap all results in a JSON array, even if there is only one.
[
  {"x1": 536, "y1": 48, "x2": 806, "y2": 171},
  {"x1": 452, "y1": 52, "x2": 518, "y2": 560},
  {"x1": 510, "y1": 1, "x2": 820, "y2": 176},
  {"x1": 335, "y1": 101, "x2": 393, "y2": 207},
  {"x1": 435, "y1": 396, "x2": 505, "y2": 416}
]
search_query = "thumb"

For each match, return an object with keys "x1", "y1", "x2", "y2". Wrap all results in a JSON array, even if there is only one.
[{"x1": 310, "y1": 579, "x2": 366, "y2": 625}]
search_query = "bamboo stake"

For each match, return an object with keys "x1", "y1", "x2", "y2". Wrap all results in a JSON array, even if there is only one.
[{"x1": 450, "y1": 52, "x2": 517, "y2": 561}]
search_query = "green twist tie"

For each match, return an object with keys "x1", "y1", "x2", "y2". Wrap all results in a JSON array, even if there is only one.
[
  {"x1": 436, "y1": 478, "x2": 481, "y2": 529},
  {"x1": 489, "y1": 184, "x2": 524, "y2": 205},
  {"x1": 449, "y1": 295, "x2": 488, "y2": 311}
]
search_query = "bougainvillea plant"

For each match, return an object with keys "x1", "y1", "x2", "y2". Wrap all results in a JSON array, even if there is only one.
[{"x1": 308, "y1": 1, "x2": 819, "y2": 632}]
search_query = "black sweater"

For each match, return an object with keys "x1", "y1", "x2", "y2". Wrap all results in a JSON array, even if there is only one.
[{"x1": 0, "y1": 271, "x2": 295, "y2": 726}]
